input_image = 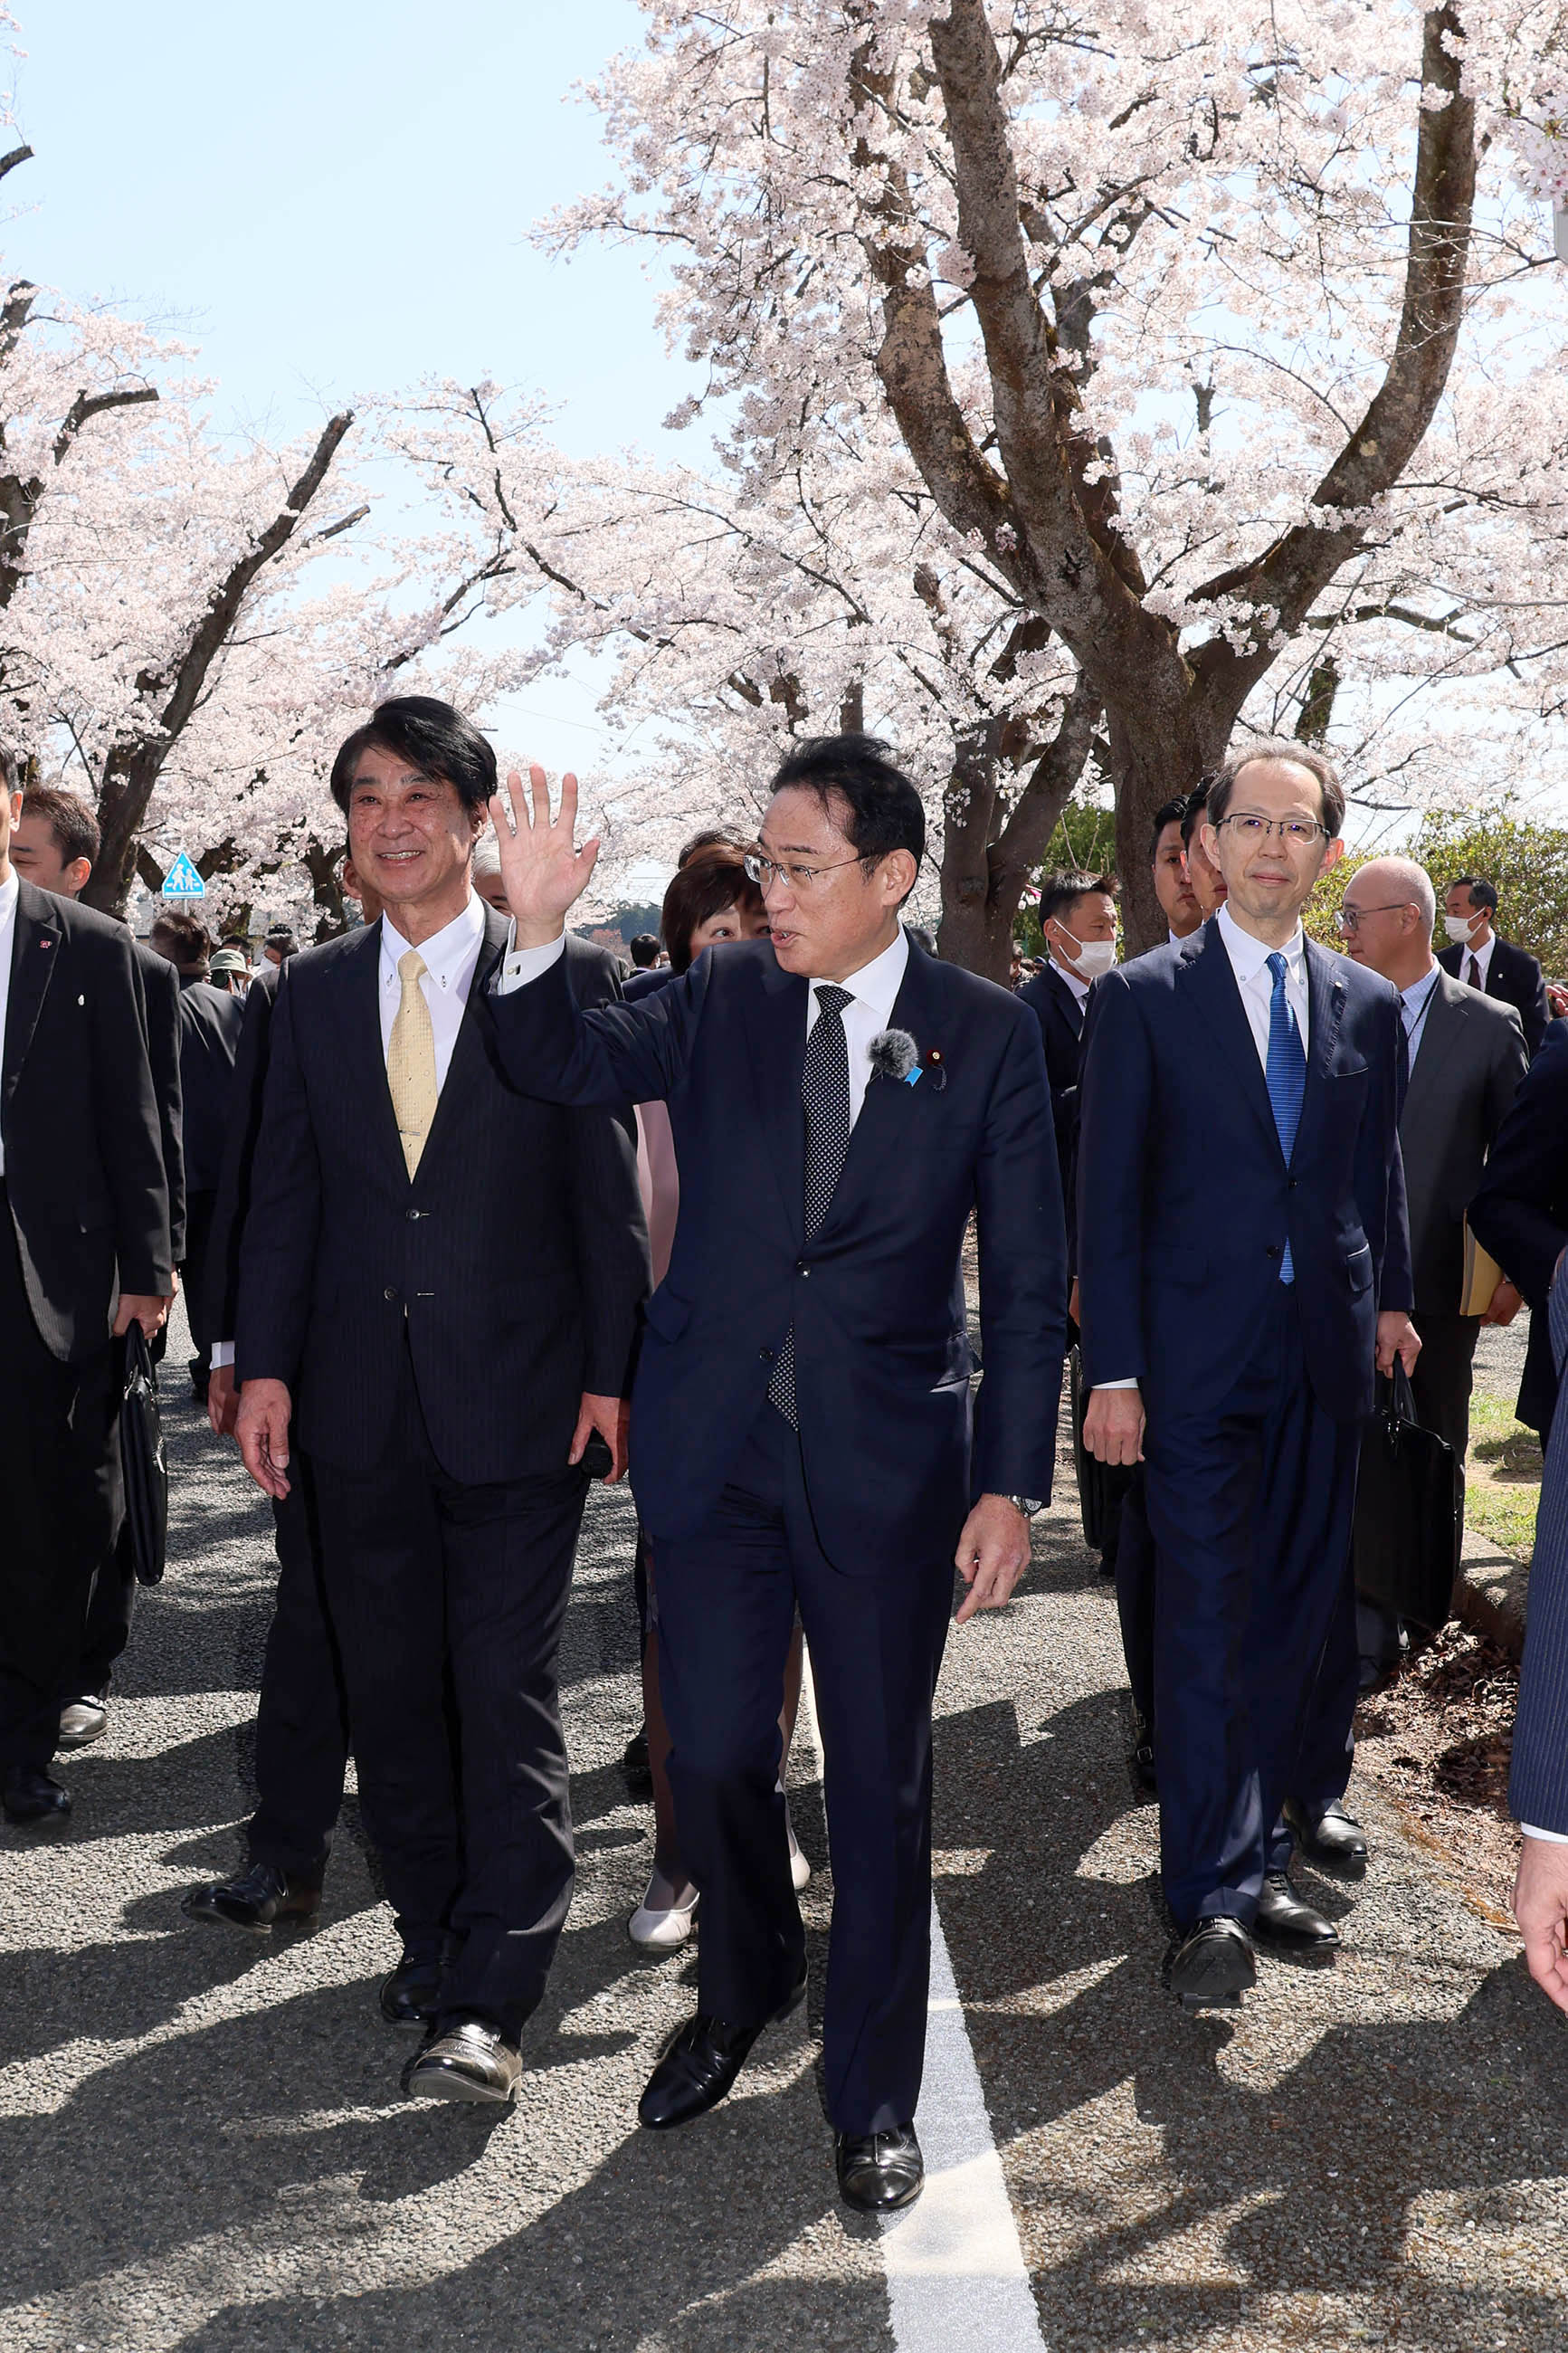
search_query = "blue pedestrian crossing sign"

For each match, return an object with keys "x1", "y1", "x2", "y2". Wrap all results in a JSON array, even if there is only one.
[{"x1": 161, "y1": 852, "x2": 205, "y2": 898}]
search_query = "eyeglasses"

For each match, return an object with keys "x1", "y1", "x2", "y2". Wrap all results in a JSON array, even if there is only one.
[
  {"x1": 743, "y1": 849, "x2": 865, "y2": 892},
  {"x1": 1215, "y1": 813, "x2": 1328, "y2": 846},
  {"x1": 1335, "y1": 903, "x2": 1415, "y2": 935}
]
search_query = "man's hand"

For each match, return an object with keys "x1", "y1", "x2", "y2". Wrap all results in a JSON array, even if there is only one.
[
  {"x1": 207, "y1": 1361, "x2": 241, "y2": 1439},
  {"x1": 235, "y1": 1377, "x2": 293, "y2": 1500},
  {"x1": 114, "y1": 1291, "x2": 172, "y2": 1338},
  {"x1": 489, "y1": 766, "x2": 601, "y2": 949},
  {"x1": 1084, "y1": 1386, "x2": 1145, "y2": 1466},
  {"x1": 1484, "y1": 1277, "x2": 1524, "y2": 1328},
  {"x1": 1514, "y1": 1834, "x2": 1568, "y2": 2011},
  {"x1": 954, "y1": 1494, "x2": 1031, "y2": 1625},
  {"x1": 570, "y1": 1391, "x2": 631, "y2": 1483},
  {"x1": 1375, "y1": 1310, "x2": 1421, "y2": 1377}
]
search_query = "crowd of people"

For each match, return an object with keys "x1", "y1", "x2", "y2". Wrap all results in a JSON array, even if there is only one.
[{"x1": 6, "y1": 700, "x2": 1568, "y2": 2219}]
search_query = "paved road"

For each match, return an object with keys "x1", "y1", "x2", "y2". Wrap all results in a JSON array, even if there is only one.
[{"x1": 3, "y1": 1316, "x2": 1566, "y2": 2351}]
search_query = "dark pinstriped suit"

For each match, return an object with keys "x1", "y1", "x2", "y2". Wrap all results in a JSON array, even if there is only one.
[{"x1": 235, "y1": 907, "x2": 649, "y2": 2034}]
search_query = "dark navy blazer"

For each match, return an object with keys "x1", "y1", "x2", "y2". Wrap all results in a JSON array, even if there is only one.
[
  {"x1": 1468, "y1": 1017, "x2": 1568, "y2": 1438},
  {"x1": 1439, "y1": 933, "x2": 1550, "y2": 1058},
  {"x1": 484, "y1": 937, "x2": 1068, "y2": 1574},
  {"x1": 1075, "y1": 921, "x2": 1412, "y2": 1425}
]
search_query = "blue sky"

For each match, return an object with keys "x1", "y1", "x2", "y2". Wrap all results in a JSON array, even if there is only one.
[{"x1": 13, "y1": 0, "x2": 694, "y2": 798}]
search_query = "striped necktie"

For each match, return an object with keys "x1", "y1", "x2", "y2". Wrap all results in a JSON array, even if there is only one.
[{"x1": 1265, "y1": 950, "x2": 1306, "y2": 1284}]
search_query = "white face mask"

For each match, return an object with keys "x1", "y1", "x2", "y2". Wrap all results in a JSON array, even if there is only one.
[
  {"x1": 1443, "y1": 911, "x2": 1484, "y2": 945},
  {"x1": 1057, "y1": 926, "x2": 1117, "y2": 980}
]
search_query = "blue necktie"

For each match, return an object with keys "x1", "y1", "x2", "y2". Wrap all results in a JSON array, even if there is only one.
[{"x1": 1265, "y1": 950, "x2": 1306, "y2": 1284}]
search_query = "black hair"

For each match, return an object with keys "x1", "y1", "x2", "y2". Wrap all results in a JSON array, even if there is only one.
[
  {"x1": 1180, "y1": 780, "x2": 1212, "y2": 848},
  {"x1": 905, "y1": 924, "x2": 937, "y2": 956},
  {"x1": 678, "y1": 827, "x2": 745, "y2": 866},
  {"x1": 1039, "y1": 871, "x2": 1117, "y2": 928},
  {"x1": 1149, "y1": 795, "x2": 1190, "y2": 862},
  {"x1": 150, "y1": 910, "x2": 212, "y2": 971},
  {"x1": 1448, "y1": 873, "x2": 1498, "y2": 914},
  {"x1": 769, "y1": 734, "x2": 925, "y2": 885},
  {"x1": 328, "y1": 694, "x2": 497, "y2": 816},
  {"x1": 629, "y1": 933, "x2": 661, "y2": 967},
  {"x1": 660, "y1": 844, "x2": 767, "y2": 975},
  {"x1": 21, "y1": 783, "x2": 100, "y2": 868},
  {"x1": 1208, "y1": 738, "x2": 1345, "y2": 839},
  {"x1": 0, "y1": 746, "x2": 17, "y2": 795},
  {"x1": 264, "y1": 928, "x2": 299, "y2": 957}
]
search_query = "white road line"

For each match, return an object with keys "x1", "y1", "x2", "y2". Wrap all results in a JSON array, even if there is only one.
[{"x1": 794, "y1": 1653, "x2": 1047, "y2": 2351}]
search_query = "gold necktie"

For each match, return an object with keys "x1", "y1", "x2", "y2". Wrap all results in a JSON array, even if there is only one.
[{"x1": 387, "y1": 948, "x2": 438, "y2": 1176}]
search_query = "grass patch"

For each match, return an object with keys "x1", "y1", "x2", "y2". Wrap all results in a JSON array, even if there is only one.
[{"x1": 1465, "y1": 1388, "x2": 1543, "y2": 1561}]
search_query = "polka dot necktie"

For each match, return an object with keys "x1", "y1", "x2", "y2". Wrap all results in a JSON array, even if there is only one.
[{"x1": 768, "y1": 984, "x2": 854, "y2": 1427}]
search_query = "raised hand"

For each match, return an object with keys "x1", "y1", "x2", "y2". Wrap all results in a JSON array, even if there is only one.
[{"x1": 489, "y1": 766, "x2": 600, "y2": 948}]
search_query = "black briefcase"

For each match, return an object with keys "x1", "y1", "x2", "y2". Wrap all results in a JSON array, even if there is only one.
[
  {"x1": 119, "y1": 1323, "x2": 169, "y2": 1587},
  {"x1": 1069, "y1": 1344, "x2": 1135, "y2": 1555},
  {"x1": 1351, "y1": 1363, "x2": 1459, "y2": 1632}
]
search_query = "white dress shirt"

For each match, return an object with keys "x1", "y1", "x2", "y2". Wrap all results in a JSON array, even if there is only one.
[
  {"x1": 1097, "y1": 906, "x2": 1311, "y2": 1393},
  {"x1": 1399, "y1": 966, "x2": 1442, "y2": 1070},
  {"x1": 380, "y1": 894, "x2": 487, "y2": 1091},
  {"x1": 1051, "y1": 956, "x2": 1091, "y2": 1010},
  {"x1": 0, "y1": 870, "x2": 17, "y2": 1179},
  {"x1": 499, "y1": 925, "x2": 911, "y2": 1133},
  {"x1": 1216, "y1": 901, "x2": 1310, "y2": 1065},
  {"x1": 1459, "y1": 929, "x2": 1496, "y2": 989}
]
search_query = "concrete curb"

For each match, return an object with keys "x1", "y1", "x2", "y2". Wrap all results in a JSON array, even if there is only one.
[{"x1": 1454, "y1": 1534, "x2": 1529, "y2": 1661}]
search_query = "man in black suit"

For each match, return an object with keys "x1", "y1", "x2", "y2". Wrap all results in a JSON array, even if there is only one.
[
  {"x1": 1468, "y1": 1020, "x2": 1568, "y2": 1442},
  {"x1": 1017, "y1": 872, "x2": 1117, "y2": 1181},
  {"x1": 9, "y1": 781, "x2": 185, "y2": 1753},
  {"x1": 488, "y1": 733, "x2": 1066, "y2": 2212},
  {"x1": 1440, "y1": 875, "x2": 1549, "y2": 1056},
  {"x1": 0, "y1": 754, "x2": 173, "y2": 1823},
  {"x1": 148, "y1": 912, "x2": 244, "y2": 1402},
  {"x1": 234, "y1": 697, "x2": 648, "y2": 2105}
]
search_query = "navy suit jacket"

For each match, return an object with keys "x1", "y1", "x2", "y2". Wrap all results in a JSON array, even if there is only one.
[
  {"x1": 1076, "y1": 922, "x2": 1411, "y2": 1425},
  {"x1": 1016, "y1": 962, "x2": 1084, "y2": 1177},
  {"x1": 484, "y1": 937, "x2": 1067, "y2": 1574},
  {"x1": 1439, "y1": 934, "x2": 1550, "y2": 1058},
  {"x1": 1467, "y1": 1018, "x2": 1568, "y2": 1438},
  {"x1": 236, "y1": 913, "x2": 649, "y2": 1484}
]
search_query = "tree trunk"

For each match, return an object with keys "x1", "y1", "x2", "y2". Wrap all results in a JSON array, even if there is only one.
[
  {"x1": 1106, "y1": 687, "x2": 1231, "y2": 952},
  {"x1": 937, "y1": 675, "x2": 1099, "y2": 977}
]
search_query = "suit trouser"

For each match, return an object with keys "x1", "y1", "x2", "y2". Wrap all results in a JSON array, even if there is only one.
[
  {"x1": 180, "y1": 1189, "x2": 217, "y2": 1384},
  {"x1": 0, "y1": 1188, "x2": 118, "y2": 1771},
  {"x1": 650, "y1": 1402, "x2": 954, "y2": 2137},
  {"x1": 1142, "y1": 1285, "x2": 1363, "y2": 1929},
  {"x1": 1114, "y1": 1473, "x2": 1155, "y2": 1727},
  {"x1": 246, "y1": 1472, "x2": 351, "y2": 1880},
  {"x1": 309, "y1": 1348, "x2": 588, "y2": 2041}
]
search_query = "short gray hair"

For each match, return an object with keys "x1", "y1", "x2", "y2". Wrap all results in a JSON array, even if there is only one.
[
  {"x1": 1209, "y1": 738, "x2": 1346, "y2": 839},
  {"x1": 471, "y1": 832, "x2": 502, "y2": 878}
]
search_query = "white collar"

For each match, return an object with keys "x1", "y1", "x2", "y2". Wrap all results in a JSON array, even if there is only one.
[
  {"x1": 1217, "y1": 900, "x2": 1306, "y2": 982},
  {"x1": 809, "y1": 926, "x2": 908, "y2": 1024},
  {"x1": 0, "y1": 870, "x2": 17, "y2": 927},
  {"x1": 381, "y1": 891, "x2": 486, "y2": 982},
  {"x1": 1050, "y1": 956, "x2": 1091, "y2": 1005}
]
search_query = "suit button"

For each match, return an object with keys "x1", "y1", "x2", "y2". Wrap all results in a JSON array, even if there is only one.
[
  {"x1": 384, "y1": 1286, "x2": 398, "y2": 1300},
  {"x1": 406, "y1": 1208, "x2": 421, "y2": 1222},
  {"x1": 758, "y1": 1347, "x2": 774, "y2": 1362},
  {"x1": 1287, "y1": 1178, "x2": 1297, "y2": 1191},
  {"x1": 796, "y1": 1261, "x2": 810, "y2": 1276},
  {"x1": 1265, "y1": 1245, "x2": 1281, "y2": 1261}
]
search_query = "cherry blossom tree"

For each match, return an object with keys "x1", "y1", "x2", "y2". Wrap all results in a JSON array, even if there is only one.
[{"x1": 542, "y1": 0, "x2": 1568, "y2": 948}]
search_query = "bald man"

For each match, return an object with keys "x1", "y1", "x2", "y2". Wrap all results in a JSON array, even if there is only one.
[{"x1": 1336, "y1": 856, "x2": 1526, "y2": 1680}]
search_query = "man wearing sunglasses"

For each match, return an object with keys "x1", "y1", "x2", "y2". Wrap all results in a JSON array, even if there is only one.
[
  {"x1": 486, "y1": 732, "x2": 1065, "y2": 2214},
  {"x1": 1077, "y1": 741, "x2": 1417, "y2": 2013}
]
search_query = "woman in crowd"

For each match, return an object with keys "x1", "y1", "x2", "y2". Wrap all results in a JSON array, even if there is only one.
[{"x1": 627, "y1": 841, "x2": 812, "y2": 1949}]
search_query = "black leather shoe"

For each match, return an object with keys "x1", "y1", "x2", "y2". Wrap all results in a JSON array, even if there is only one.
[
  {"x1": 1286, "y1": 1799, "x2": 1369, "y2": 1880},
  {"x1": 1164, "y1": 1915, "x2": 1256, "y2": 2010},
  {"x1": 3, "y1": 1767, "x2": 71, "y2": 1825},
  {"x1": 836, "y1": 2125, "x2": 924, "y2": 2212},
  {"x1": 56, "y1": 1697, "x2": 109, "y2": 1751},
  {"x1": 182, "y1": 1860, "x2": 321, "y2": 1936},
  {"x1": 404, "y1": 2017, "x2": 522, "y2": 2105},
  {"x1": 1254, "y1": 1871, "x2": 1340, "y2": 1951},
  {"x1": 638, "y1": 1971, "x2": 807, "y2": 2130},
  {"x1": 380, "y1": 1950, "x2": 442, "y2": 2031}
]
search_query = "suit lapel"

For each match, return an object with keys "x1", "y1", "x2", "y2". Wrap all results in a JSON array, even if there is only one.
[
  {"x1": 341, "y1": 918, "x2": 408, "y2": 1189},
  {"x1": 1045, "y1": 964, "x2": 1084, "y2": 1040},
  {"x1": 3, "y1": 882, "x2": 62, "y2": 1105},
  {"x1": 1400, "y1": 971, "x2": 1461, "y2": 1132},
  {"x1": 408, "y1": 906, "x2": 509, "y2": 1186},
  {"x1": 745, "y1": 950, "x2": 809, "y2": 1245},
  {"x1": 812, "y1": 945, "x2": 945, "y2": 1242},
  {"x1": 1177, "y1": 921, "x2": 1280, "y2": 1157},
  {"x1": 1291, "y1": 938, "x2": 1348, "y2": 1167}
]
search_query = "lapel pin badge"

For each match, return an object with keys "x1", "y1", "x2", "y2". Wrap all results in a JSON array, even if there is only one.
[{"x1": 920, "y1": 1044, "x2": 946, "y2": 1092}]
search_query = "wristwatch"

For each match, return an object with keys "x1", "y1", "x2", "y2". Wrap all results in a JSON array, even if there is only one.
[{"x1": 1003, "y1": 1495, "x2": 1044, "y2": 1516}]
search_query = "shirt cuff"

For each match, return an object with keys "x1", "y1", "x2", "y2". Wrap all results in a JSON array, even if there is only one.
[
  {"x1": 1520, "y1": 1824, "x2": 1568, "y2": 1843},
  {"x1": 209, "y1": 1340, "x2": 235, "y2": 1368},
  {"x1": 1093, "y1": 1377, "x2": 1141, "y2": 1391},
  {"x1": 496, "y1": 926, "x2": 566, "y2": 995}
]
